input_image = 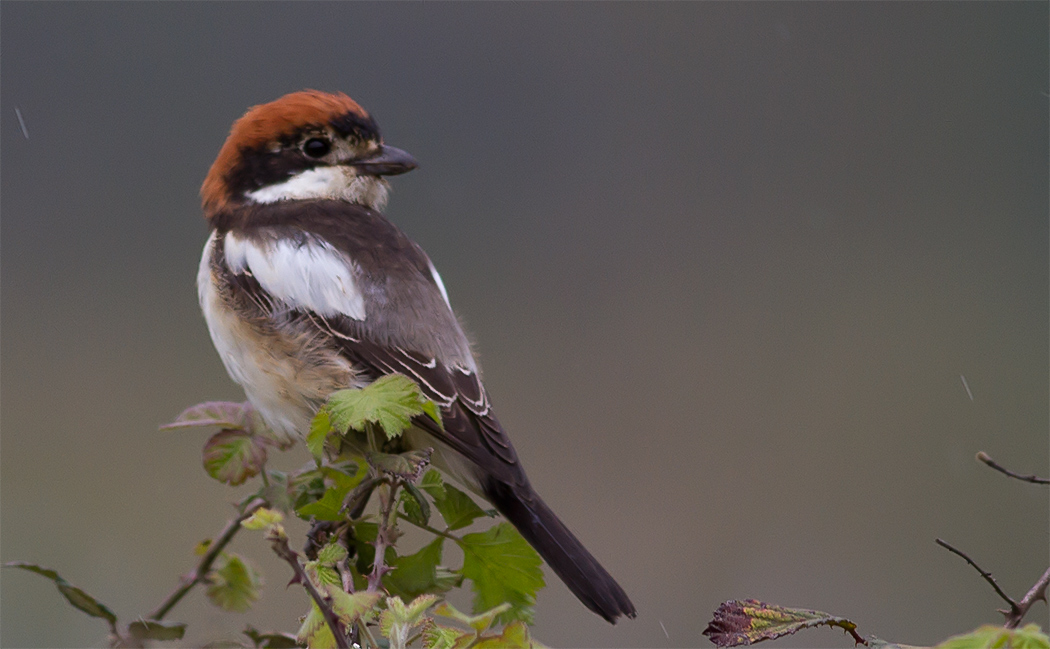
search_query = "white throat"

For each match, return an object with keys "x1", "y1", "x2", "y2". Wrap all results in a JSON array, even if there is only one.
[{"x1": 246, "y1": 166, "x2": 390, "y2": 211}]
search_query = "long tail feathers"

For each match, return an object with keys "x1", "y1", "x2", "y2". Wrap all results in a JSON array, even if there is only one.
[{"x1": 482, "y1": 479, "x2": 636, "y2": 623}]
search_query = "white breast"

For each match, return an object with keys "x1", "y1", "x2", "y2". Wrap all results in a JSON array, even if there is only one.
[{"x1": 197, "y1": 232, "x2": 360, "y2": 443}]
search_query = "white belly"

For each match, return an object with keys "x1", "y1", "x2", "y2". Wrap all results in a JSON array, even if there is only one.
[{"x1": 197, "y1": 233, "x2": 360, "y2": 445}]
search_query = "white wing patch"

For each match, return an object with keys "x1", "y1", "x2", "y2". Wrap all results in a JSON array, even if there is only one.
[
  {"x1": 428, "y1": 259, "x2": 451, "y2": 308},
  {"x1": 223, "y1": 232, "x2": 366, "y2": 320}
]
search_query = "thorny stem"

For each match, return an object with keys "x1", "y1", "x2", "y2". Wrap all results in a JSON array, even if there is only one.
[
  {"x1": 367, "y1": 480, "x2": 398, "y2": 593},
  {"x1": 1005, "y1": 567, "x2": 1050, "y2": 629},
  {"x1": 976, "y1": 451, "x2": 1050, "y2": 485},
  {"x1": 148, "y1": 498, "x2": 266, "y2": 621},
  {"x1": 936, "y1": 539, "x2": 1019, "y2": 615},
  {"x1": 270, "y1": 531, "x2": 350, "y2": 649}
]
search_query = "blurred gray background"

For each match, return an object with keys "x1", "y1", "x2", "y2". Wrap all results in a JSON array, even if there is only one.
[{"x1": 2, "y1": 3, "x2": 1047, "y2": 647}]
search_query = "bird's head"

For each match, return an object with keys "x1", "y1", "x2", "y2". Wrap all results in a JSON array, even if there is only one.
[{"x1": 201, "y1": 90, "x2": 417, "y2": 219}]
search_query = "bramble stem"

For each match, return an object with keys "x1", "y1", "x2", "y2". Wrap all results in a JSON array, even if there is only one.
[
  {"x1": 1005, "y1": 567, "x2": 1050, "y2": 629},
  {"x1": 936, "y1": 539, "x2": 1018, "y2": 614},
  {"x1": 148, "y1": 498, "x2": 266, "y2": 621},
  {"x1": 367, "y1": 480, "x2": 398, "y2": 593},
  {"x1": 270, "y1": 532, "x2": 350, "y2": 649}
]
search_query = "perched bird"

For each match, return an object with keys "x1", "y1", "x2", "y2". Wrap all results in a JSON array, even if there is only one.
[{"x1": 197, "y1": 90, "x2": 635, "y2": 623}]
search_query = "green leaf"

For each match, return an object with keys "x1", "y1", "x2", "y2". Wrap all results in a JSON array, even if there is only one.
[
  {"x1": 366, "y1": 448, "x2": 432, "y2": 482},
  {"x1": 381, "y1": 595, "x2": 440, "y2": 649},
  {"x1": 385, "y1": 537, "x2": 446, "y2": 600},
  {"x1": 316, "y1": 542, "x2": 348, "y2": 567},
  {"x1": 399, "y1": 482, "x2": 431, "y2": 527},
  {"x1": 422, "y1": 623, "x2": 475, "y2": 649},
  {"x1": 295, "y1": 464, "x2": 369, "y2": 522},
  {"x1": 325, "y1": 373, "x2": 435, "y2": 440},
  {"x1": 703, "y1": 599, "x2": 866, "y2": 647},
  {"x1": 934, "y1": 624, "x2": 1049, "y2": 649},
  {"x1": 432, "y1": 601, "x2": 509, "y2": 634},
  {"x1": 307, "y1": 410, "x2": 332, "y2": 462},
  {"x1": 434, "y1": 482, "x2": 489, "y2": 531},
  {"x1": 243, "y1": 626, "x2": 300, "y2": 648},
  {"x1": 419, "y1": 469, "x2": 445, "y2": 498},
  {"x1": 4, "y1": 562, "x2": 117, "y2": 626},
  {"x1": 328, "y1": 587, "x2": 381, "y2": 626},
  {"x1": 207, "y1": 553, "x2": 262, "y2": 613},
  {"x1": 456, "y1": 524, "x2": 544, "y2": 624},
  {"x1": 203, "y1": 429, "x2": 267, "y2": 486},
  {"x1": 128, "y1": 620, "x2": 187, "y2": 641},
  {"x1": 296, "y1": 601, "x2": 336, "y2": 649},
  {"x1": 473, "y1": 620, "x2": 532, "y2": 649},
  {"x1": 241, "y1": 507, "x2": 284, "y2": 531}
]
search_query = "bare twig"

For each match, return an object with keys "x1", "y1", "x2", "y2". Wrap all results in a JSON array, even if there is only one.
[
  {"x1": 148, "y1": 498, "x2": 266, "y2": 621},
  {"x1": 936, "y1": 538, "x2": 1019, "y2": 616},
  {"x1": 269, "y1": 531, "x2": 350, "y2": 649},
  {"x1": 976, "y1": 452, "x2": 1050, "y2": 485},
  {"x1": 1005, "y1": 567, "x2": 1050, "y2": 629}
]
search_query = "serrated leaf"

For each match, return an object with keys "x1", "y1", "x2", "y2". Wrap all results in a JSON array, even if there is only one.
[
  {"x1": 385, "y1": 538, "x2": 447, "y2": 601},
  {"x1": 703, "y1": 599, "x2": 866, "y2": 647},
  {"x1": 203, "y1": 429, "x2": 267, "y2": 486},
  {"x1": 328, "y1": 587, "x2": 380, "y2": 626},
  {"x1": 242, "y1": 507, "x2": 284, "y2": 531},
  {"x1": 243, "y1": 625, "x2": 300, "y2": 648},
  {"x1": 296, "y1": 601, "x2": 336, "y2": 649},
  {"x1": 207, "y1": 554, "x2": 262, "y2": 613},
  {"x1": 307, "y1": 410, "x2": 332, "y2": 462},
  {"x1": 325, "y1": 373, "x2": 434, "y2": 440},
  {"x1": 457, "y1": 524, "x2": 543, "y2": 624},
  {"x1": 404, "y1": 593, "x2": 440, "y2": 620},
  {"x1": 934, "y1": 624, "x2": 1049, "y2": 649},
  {"x1": 316, "y1": 543, "x2": 348, "y2": 567},
  {"x1": 367, "y1": 448, "x2": 432, "y2": 482},
  {"x1": 473, "y1": 620, "x2": 532, "y2": 649},
  {"x1": 128, "y1": 620, "x2": 187, "y2": 641},
  {"x1": 4, "y1": 562, "x2": 117, "y2": 625},
  {"x1": 433, "y1": 482, "x2": 488, "y2": 531},
  {"x1": 381, "y1": 594, "x2": 438, "y2": 649}
]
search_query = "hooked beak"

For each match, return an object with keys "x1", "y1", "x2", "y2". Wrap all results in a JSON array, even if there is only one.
[{"x1": 350, "y1": 145, "x2": 418, "y2": 176}]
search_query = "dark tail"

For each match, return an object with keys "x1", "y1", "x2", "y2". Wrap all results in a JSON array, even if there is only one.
[{"x1": 483, "y1": 479, "x2": 636, "y2": 623}]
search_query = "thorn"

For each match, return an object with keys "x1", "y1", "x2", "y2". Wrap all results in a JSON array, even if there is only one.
[{"x1": 14, "y1": 107, "x2": 29, "y2": 139}]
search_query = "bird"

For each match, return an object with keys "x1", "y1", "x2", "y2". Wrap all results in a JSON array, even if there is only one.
[{"x1": 197, "y1": 90, "x2": 636, "y2": 623}]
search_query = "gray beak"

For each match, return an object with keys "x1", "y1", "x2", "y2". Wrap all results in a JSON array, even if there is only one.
[{"x1": 351, "y1": 145, "x2": 418, "y2": 176}]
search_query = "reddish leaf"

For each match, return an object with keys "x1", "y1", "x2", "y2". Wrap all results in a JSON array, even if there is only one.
[{"x1": 202, "y1": 430, "x2": 267, "y2": 486}]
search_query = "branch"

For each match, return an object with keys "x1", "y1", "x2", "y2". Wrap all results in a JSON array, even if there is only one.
[
  {"x1": 367, "y1": 480, "x2": 398, "y2": 593},
  {"x1": 936, "y1": 539, "x2": 1019, "y2": 616},
  {"x1": 1005, "y1": 567, "x2": 1050, "y2": 629},
  {"x1": 148, "y1": 498, "x2": 266, "y2": 621},
  {"x1": 976, "y1": 451, "x2": 1050, "y2": 485},
  {"x1": 269, "y1": 530, "x2": 350, "y2": 649}
]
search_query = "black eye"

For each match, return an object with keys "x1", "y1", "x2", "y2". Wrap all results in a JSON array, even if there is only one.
[{"x1": 302, "y1": 138, "x2": 331, "y2": 158}]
